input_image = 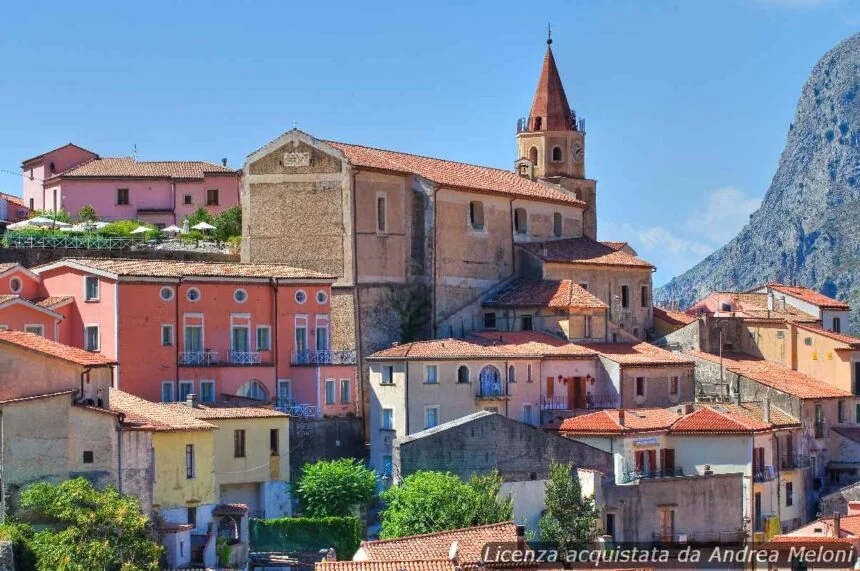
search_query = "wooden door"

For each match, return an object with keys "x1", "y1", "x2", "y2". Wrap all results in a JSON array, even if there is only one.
[{"x1": 660, "y1": 448, "x2": 675, "y2": 476}]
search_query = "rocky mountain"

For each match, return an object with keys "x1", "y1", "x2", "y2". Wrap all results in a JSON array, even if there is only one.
[{"x1": 656, "y1": 32, "x2": 860, "y2": 331}]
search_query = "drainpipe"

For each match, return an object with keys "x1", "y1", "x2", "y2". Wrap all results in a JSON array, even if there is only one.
[
  {"x1": 116, "y1": 412, "x2": 125, "y2": 494},
  {"x1": 432, "y1": 185, "x2": 439, "y2": 337},
  {"x1": 509, "y1": 198, "x2": 516, "y2": 277},
  {"x1": 604, "y1": 307, "x2": 610, "y2": 342},
  {"x1": 79, "y1": 368, "x2": 92, "y2": 401},
  {"x1": 350, "y1": 170, "x2": 364, "y2": 418},
  {"x1": 175, "y1": 278, "x2": 182, "y2": 391},
  {"x1": 775, "y1": 431, "x2": 782, "y2": 524},
  {"x1": 271, "y1": 278, "x2": 279, "y2": 400},
  {"x1": 404, "y1": 361, "x2": 410, "y2": 434}
]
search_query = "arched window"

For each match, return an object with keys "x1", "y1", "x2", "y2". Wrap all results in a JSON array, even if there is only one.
[
  {"x1": 469, "y1": 201, "x2": 485, "y2": 231},
  {"x1": 533, "y1": 117, "x2": 542, "y2": 131},
  {"x1": 479, "y1": 365, "x2": 502, "y2": 397},
  {"x1": 528, "y1": 146, "x2": 538, "y2": 165},
  {"x1": 551, "y1": 146, "x2": 563, "y2": 162},
  {"x1": 508, "y1": 365, "x2": 516, "y2": 383},
  {"x1": 238, "y1": 379, "x2": 269, "y2": 401},
  {"x1": 514, "y1": 208, "x2": 527, "y2": 235},
  {"x1": 553, "y1": 212, "x2": 563, "y2": 237},
  {"x1": 457, "y1": 365, "x2": 470, "y2": 384}
]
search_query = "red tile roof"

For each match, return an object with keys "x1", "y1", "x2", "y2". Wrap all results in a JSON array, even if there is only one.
[
  {"x1": 831, "y1": 427, "x2": 860, "y2": 444},
  {"x1": 326, "y1": 141, "x2": 584, "y2": 207},
  {"x1": 36, "y1": 258, "x2": 333, "y2": 280},
  {"x1": 317, "y1": 561, "x2": 457, "y2": 571},
  {"x1": 33, "y1": 295, "x2": 74, "y2": 308},
  {"x1": 765, "y1": 283, "x2": 850, "y2": 310},
  {"x1": 110, "y1": 389, "x2": 216, "y2": 432},
  {"x1": 687, "y1": 350, "x2": 851, "y2": 399},
  {"x1": 601, "y1": 241, "x2": 628, "y2": 251},
  {"x1": 0, "y1": 389, "x2": 76, "y2": 406},
  {"x1": 0, "y1": 330, "x2": 115, "y2": 367},
  {"x1": 369, "y1": 332, "x2": 597, "y2": 361},
  {"x1": 469, "y1": 331, "x2": 598, "y2": 359},
  {"x1": 484, "y1": 279, "x2": 607, "y2": 309},
  {"x1": 21, "y1": 143, "x2": 97, "y2": 166},
  {"x1": 584, "y1": 342, "x2": 693, "y2": 368},
  {"x1": 517, "y1": 238, "x2": 654, "y2": 269},
  {"x1": 555, "y1": 408, "x2": 680, "y2": 435},
  {"x1": 527, "y1": 45, "x2": 574, "y2": 132},
  {"x1": 174, "y1": 403, "x2": 288, "y2": 420},
  {"x1": 764, "y1": 535, "x2": 856, "y2": 549},
  {"x1": 670, "y1": 406, "x2": 772, "y2": 434},
  {"x1": 795, "y1": 322, "x2": 860, "y2": 349},
  {"x1": 53, "y1": 157, "x2": 238, "y2": 181},
  {"x1": 653, "y1": 307, "x2": 697, "y2": 327},
  {"x1": 356, "y1": 522, "x2": 518, "y2": 565},
  {"x1": 710, "y1": 402, "x2": 798, "y2": 428}
]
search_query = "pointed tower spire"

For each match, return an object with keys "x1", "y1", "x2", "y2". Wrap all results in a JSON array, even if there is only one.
[{"x1": 528, "y1": 36, "x2": 573, "y2": 132}]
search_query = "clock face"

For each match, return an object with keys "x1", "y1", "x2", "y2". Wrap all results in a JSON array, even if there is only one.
[{"x1": 572, "y1": 141, "x2": 584, "y2": 163}]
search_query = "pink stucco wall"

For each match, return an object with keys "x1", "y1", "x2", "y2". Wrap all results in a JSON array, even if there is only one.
[
  {"x1": 0, "y1": 303, "x2": 60, "y2": 340},
  {"x1": 1, "y1": 268, "x2": 40, "y2": 299},
  {"x1": 23, "y1": 145, "x2": 98, "y2": 210}
]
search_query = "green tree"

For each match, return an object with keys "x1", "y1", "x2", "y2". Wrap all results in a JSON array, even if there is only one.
[
  {"x1": 379, "y1": 470, "x2": 512, "y2": 539},
  {"x1": 538, "y1": 461, "x2": 600, "y2": 551},
  {"x1": 19, "y1": 477, "x2": 162, "y2": 571},
  {"x1": 31, "y1": 209, "x2": 72, "y2": 223},
  {"x1": 295, "y1": 459, "x2": 377, "y2": 517},
  {"x1": 214, "y1": 205, "x2": 242, "y2": 241},
  {"x1": 77, "y1": 204, "x2": 97, "y2": 222},
  {"x1": 185, "y1": 206, "x2": 214, "y2": 227}
]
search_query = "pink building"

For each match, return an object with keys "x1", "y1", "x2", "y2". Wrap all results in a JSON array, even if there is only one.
[
  {"x1": 0, "y1": 258, "x2": 356, "y2": 417},
  {"x1": 21, "y1": 143, "x2": 240, "y2": 225}
]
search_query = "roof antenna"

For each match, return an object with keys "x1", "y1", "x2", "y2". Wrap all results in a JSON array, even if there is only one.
[
  {"x1": 132, "y1": 144, "x2": 138, "y2": 162},
  {"x1": 547, "y1": 22, "x2": 552, "y2": 45}
]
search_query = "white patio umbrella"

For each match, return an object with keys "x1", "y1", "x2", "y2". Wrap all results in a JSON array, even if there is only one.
[
  {"x1": 6, "y1": 220, "x2": 31, "y2": 230},
  {"x1": 9, "y1": 217, "x2": 71, "y2": 229},
  {"x1": 130, "y1": 226, "x2": 150, "y2": 234},
  {"x1": 163, "y1": 225, "x2": 184, "y2": 234},
  {"x1": 191, "y1": 221, "x2": 216, "y2": 231},
  {"x1": 60, "y1": 225, "x2": 85, "y2": 232}
]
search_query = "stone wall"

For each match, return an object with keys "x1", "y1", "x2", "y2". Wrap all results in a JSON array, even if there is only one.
[
  {"x1": 288, "y1": 417, "x2": 366, "y2": 482},
  {"x1": 0, "y1": 541, "x2": 12, "y2": 571}
]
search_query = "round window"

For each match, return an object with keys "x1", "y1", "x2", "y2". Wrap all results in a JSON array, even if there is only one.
[
  {"x1": 234, "y1": 289, "x2": 248, "y2": 303},
  {"x1": 159, "y1": 286, "x2": 175, "y2": 301},
  {"x1": 316, "y1": 290, "x2": 328, "y2": 304},
  {"x1": 186, "y1": 287, "x2": 201, "y2": 302},
  {"x1": 9, "y1": 277, "x2": 22, "y2": 294},
  {"x1": 295, "y1": 290, "x2": 307, "y2": 304}
]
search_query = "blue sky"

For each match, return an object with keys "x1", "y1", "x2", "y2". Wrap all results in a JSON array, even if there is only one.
[{"x1": 1, "y1": 0, "x2": 857, "y2": 285}]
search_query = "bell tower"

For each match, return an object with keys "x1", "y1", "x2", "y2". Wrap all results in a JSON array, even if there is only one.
[{"x1": 516, "y1": 30, "x2": 597, "y2": 239}]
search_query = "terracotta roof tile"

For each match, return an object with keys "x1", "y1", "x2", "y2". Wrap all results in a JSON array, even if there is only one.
[
  {"x1": 484, "y1": 279, "x2": 607, "y2": 309},
  {"x1": 556, "y1": 408, "x2": 680, "y2": 434},
  {"x1": 21, "y1": 143, "x2": 97, "y2": 166},
  {"x1": 357, "y1": 522, "x2": 518, "y2": 564},
  {"x1": 517, "y1": 238, "x2": 654, "y2": 269},
  {"x1": 585, "y1": 342, "x2": 694, "y2": 367},
  {"x1": 326, "y1": 142, "x2": 583, "y2": 207},
  {"x1": 0, "y1": 330, "x2": 115, "y2": 366},
  {"x1": 173, "y1": 403, "x2": 288, "y2": 420},
  {"x1": 709, "y1": 402, "x2": 799, "y2": 428},
  {"x1": 317, "y1": 561, "x2": 457, "y2": 571},
  {"x1": 110, "y1": 389, "x2": 216, "y2": 432},
  {"x1": 687, "y1": 350, "x2": 851, "y2": 399},
  {"x1": 369, "y1": 332, "x2": 597, "y2": 361},
  {"x1": 0, "y1": 263, "x2": 20, "y2": 274},
  {"x1": 653, "y1": 307, "x2": 697, "y2": 327},
  {"x1": 37, "y1": 258, "x2": 334, "y2": 280},
  {"x1": 0, "y1": 390, "x2": 76, "y2": 406},
  {"x1": 469, "y1": 331, "x2": 598, "y2": 358},
  {"x1": 831, "y1": 427, "x2": 860, "y2": 445},
  {"x1": 54, "y1": 157, "x2": 238, "y2": 180},
  {"x1": 33, "y1": 295, "x2": 74, "y2": 308},
  {"x1": 670, "y1": 406, "x2": 772, "y2": 434},
  {"x1": 527, "y1": 45, "x2": 574, "y2": 132},
  {"x1": 795, "y1": 323, "x2": 860, "y2": 349},
  {"x1": 601, "y1": 241, "x2": 628, "y2": 251},
  {"x1": 764, "y1": 535, "x2": 856, "y2": 548},
  {"x1": 765, "y1": 283, "x2": 850, "y2": 310}
]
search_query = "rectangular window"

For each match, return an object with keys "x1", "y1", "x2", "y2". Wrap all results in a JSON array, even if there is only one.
[
  {"x1": 670, "y1": 376, "x2": 679, "y2": 396},
  {"x1": 483, "y1": 312, "x2": 497, "y2": 329},
  {"x1": 834, "y1": 317, "x2": 842, "y2": 333},
  {"x1": 24, "y1": 324, "x2": 44, "y2": 336},
  {"x1": 377, "y1": 194, "x2": 387, "y2": 233},
  {"x1": 553, "y1": 212, "x2": 562, "y2": 237},
  {"x1": 82, "y1": 451, "x2": 94, "y2": 464},
  {"x1": 425, "y1": 365, "x2": 438, "y2": 384},
  {"x1": 514, "y1": 207, "x2": 527, "y2": 234},
  {"x1": 522, "y1": 404, "x2": 533, "y2": 425},
  {"x1": 815, "y1": 403, "x2": 825, "y2": 438},
  {"x1": 855, "y1": 363, "x2": 860, "y2": 396},
  {"x1": 635, "y1": 377, "x2": 645, "y2": 397},
  {"x1": 270, "y1": 428, "x2": 279, "y2": 456},
  {"x1": 521, "y1": 315, "x2": 533, "y2": 331},
  {"x1": 161, "y1": 324, "x2": 174, "y2": 346},
  {"x1": 206, "y1": 189, "x2": 219, "y2": 206},
  {"x1": 381, "y1": 366, "x2": 394, "y2": 385},
  {"x1": 185, "y1": 444, "x2": 195, "y2": 479},
  {"x1": 231, "y1": 325, "x2": 250, "y2": 353},
  {"x1": 295, "y1": 324, "x2": 307, "y2": 354},
  {"x1": 187, "y1": 506, "x2": 197, "y2": 528},
  {"x1": 584, "y1": 316, "x2": 592, "y2": 338},
  {"x1": 325, "y1": 379, "x2": 336, "y2": 404},
  {"x1": 184, "y1": 325, "x2": 203, "y2": 353},
  {"x1": 116, "y1": 188, "x2": 129, "y2": 205},
  {"x1": 84, "y1": 276, "x2": 100, "y2": 301},
  {"x1": 199, "y1": 380, "x2": 215, "y2": 403},
  {"x1": 424, "y1": 406, "x2": 439, "y2": 429},
  {"x1": 839, "y1": 400, "x2": 845, "y2": 423},
  {"x1": 641, "y1": 285, "x2": 649, "y2": 307},
  {"x1": 527, "y1": 364, "x2": 532, "y2": 382},
  {"x1": 786, "y1": 482, "x2": 793, "y2": 507},
  {"x1": 469, "y1": 201, "x2": 484, "y2": 231},
  {"x1": 382, "y1": 408, "x2": 394, "y2": 430},
  {"x1": 621, "y1": 286, "x2": 630, "y2": 309},
  {"x1": 234, "y1": 429, "x2": 246, "y2": 458},
  {"x1": 340, "y1": 379, "x2": 351, "y2": 403},
  {"x1": 857, "y1": 403, "x2": 860, "y2": 424},
  {"x1": 256, "y1": 326, "x2": 271, "y2": 351},
  {"x1": 161, "y1": 381, "x2": 175, "y2": 403},
  {"x1": 183, "y1": 194, "x2": 192, "y2": 205},
  {"x1": 277, "y1": 379, "x2": 292, "y2": 403},
  {"x1": 178, "y1": 381, "x2": 194, "y2": 402},
  {"x1": 84, "y1": 325, "x2": 100, "y2": 351}
]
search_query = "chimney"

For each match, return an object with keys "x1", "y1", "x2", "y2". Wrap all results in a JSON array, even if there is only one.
[
  {"x1": 222, "y1": 158, "x2": 228, "y2": 167},
  {"x1": 848, "y1": 502, "x2": 860, "y2": 516},
  {"x1": 683, "y1": 403, "x2": 695, "y2": 415},
  {"x1": 762, "y1": 397, "x2": 771, "y2": 423},
  {"x1": 515, "y1": 525, "x2": 526, "y2": 551},
  {"x1": 448, "y1": 541, "x2": 460, "y2": 567},
  {"x1": 833, "y1": 512, "x2": 841, "y2": 537},
  {"x1": 767, "y1": 293, "x2": 774, "y2": 311},
  {"x1": 185, "y1": 393, "x2": 199, "y2": 409},
  {"x1": 618, "y1": 410, "x2": 625, "y2": 427}
]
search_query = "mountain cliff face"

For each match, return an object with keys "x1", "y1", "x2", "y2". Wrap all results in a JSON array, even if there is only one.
[{"x1": 656, "y1": 32, "x2": 860, "y2": 330}]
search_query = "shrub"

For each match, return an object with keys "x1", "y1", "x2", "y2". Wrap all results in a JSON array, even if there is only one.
[
  {"x1": 214, "y1": 206, "x2": 242, "y2": 241},
  {"x1": 250, "y1": 517, "x2": 361, "y2": 560},
  {"x1": 0, "y1": 522, "x2": 37, "y2": 571},
  {"x1": 98, "y1": 220, "x2": 143, "y2": 237},
  {"x1": 30, "y1": 209, "x2": 71, "y2": 223},
  {"x1": 295, "y1": 459, "x2": 376, "y2": 517},
  {"x1": 78, "y1": 205, "x2": 98, "y2": 222}
]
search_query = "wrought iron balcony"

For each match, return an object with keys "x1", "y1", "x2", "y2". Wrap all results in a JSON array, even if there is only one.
[
  {"x1": 620, "y1": 467, "x2": 684, "y2": 484},
  {"x1": 178, "y1": 351, "x2": 220, "y2": 366},
  {"x1": 273, "y1": 398, "x2": 319, "y2": 418},
  {"x1": 292, "y1": 349, "x2": 357, "y2": 365},
  {"x1": 651, "y1": 530, "x2": 743, "y2": 547},
  {"x1": 753, "y1": 466, "x2": 777, "y2": 483},
  {"x1": 780, "y1": 454, "x2": 811, "y2": 470},
  {"x1": 541, "y1": 394, "x2": 620, "y2": 411},
  {"x1": 229, "y1": 351, "x2": 261, "y2": 365},
  {"x1": 476, "y1": 382, "x2": 507, "y2": 399}
]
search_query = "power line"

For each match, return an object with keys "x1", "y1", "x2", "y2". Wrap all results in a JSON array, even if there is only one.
[{"x1": 0, "y1": 166, "x2": 44, "y2": 182}]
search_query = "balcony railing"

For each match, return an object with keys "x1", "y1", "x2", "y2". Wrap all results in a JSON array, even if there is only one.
[
  {"x1": 229, "y1": 351, "x2": 261, "y2": 365},
  {"x1": 292, "y1": 349, "x2": 357, "y2": 365},
  {"x1": 753, "y1": 466, "x2": 777, "y2": 483},
  {"x1": 620, "y1": 467, "x2": 684, "y2": 484},
  {"x1": 178, "y1": 351, "x2": 220, "y2": 366},
  {"x1": 780, "y1": 454, "x2": 811, "y2": 470},
  {"x1": 541, "y1": 394, "x2": 620, "y2": 411},
  {"x1": 476, "y1": 382, "x2": 507, "y2": 399},
  {"x1": 273, "y1": 398, "x2": 319, "y2": 418},
  {"x1": 651, "y1": 530, "x2": 744, "y2": 547}
]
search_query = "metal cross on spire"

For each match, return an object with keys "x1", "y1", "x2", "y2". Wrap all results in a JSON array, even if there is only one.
[{"x1": 547, "y1": 22, "x2": 552, "y2": 45}]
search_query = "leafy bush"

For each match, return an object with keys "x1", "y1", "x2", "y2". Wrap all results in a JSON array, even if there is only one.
[
  {"x1": 227, "y1": 235, "x2": 242, "y2": 250},
  {"x1": 185, "y1": 207, "x2": 214, "y2": 227},
  {"x1": 216, "y1": 537, "x2": 232, "y2": 567},
  {"x1": 214, "y1": 206, "x2": 242, "y2": 241},
  {"x1": 78, "y1": 205, "x2": 98, "y2": 222},
  {"x1": 98, "y1": 220, "x2": 144, "y2": 237},
  {"x1": 30, "y1": 209, "x2": 71, "y2": 223},
  {"x1": 0, "y1": 521, "x2": 37, "y2": 571},
  {"x1": 379, "y1": 470, "x2": 512, "y2": 539},
  {"x1": 249, "y1": 517, "x2": 361, "y2": 560},
  {"x1": 538, "y1": 461, "x2": 600, "y2": 551},
  {"x1": 295, "y1": 459, "x2": 376, "y2": 517}
]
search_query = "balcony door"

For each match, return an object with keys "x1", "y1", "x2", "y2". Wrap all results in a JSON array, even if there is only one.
[
  {"x1": 232, "y1": 326, "x2": 250, "y2": 354},
  {"x1": 185, "y1": 326, "x2": 203, "y2": 353},
  {"x1": 660, "y1": 448, "x2": 675, "y2": 476}
]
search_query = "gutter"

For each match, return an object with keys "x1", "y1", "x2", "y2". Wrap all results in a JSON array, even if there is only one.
[
  {"x1": 350, "y1": 169, "x2": 364, "y2": 421},
  {"x1": 175, "y1": 277, "x2": 182, "y2": 392},
  {"x1": 272, "y1": 278, "x2": 279, "y2": 395}
]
